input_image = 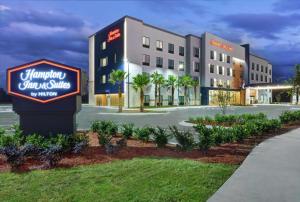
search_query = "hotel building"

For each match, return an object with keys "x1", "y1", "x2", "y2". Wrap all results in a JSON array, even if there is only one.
[{"x1": 89, "y1": 16, "x2": 272, "y2": 107}]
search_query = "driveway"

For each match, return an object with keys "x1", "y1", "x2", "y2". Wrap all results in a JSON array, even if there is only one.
[
  {"x1": 208, "y1": 128, "x2": 300, "y2": 202},
  {"x1": 1, "y1": 104, "x2": 300, "y2": 130}
]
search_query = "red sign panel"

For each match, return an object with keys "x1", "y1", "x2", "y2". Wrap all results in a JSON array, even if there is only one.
[
  {"x1": 210, "y1": 39, "x2": 233, "y2": 51},
  {"x1": 7, "y1": 59, "x2": 81, "y2": 103},
  {"x1": 107, "y1": 28, "x2": 121, "y2": 42}
]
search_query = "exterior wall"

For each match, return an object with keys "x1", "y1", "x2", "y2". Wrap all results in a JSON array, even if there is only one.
[
  {"x1": 125, "y1": 17, "x2": 188, "y2": 107},
  {"x1": 249, "y1": 54, "x2": 272, "y2": 84},
  {"x1": 201, "y1": 32, "x2": 246, "y2": 89},
  {"x1": 88, "y1": 36, "x2": 95, "y2": 105},
  {"x1": 89, "y1": 16, "x2": 273, "y2": 107}
]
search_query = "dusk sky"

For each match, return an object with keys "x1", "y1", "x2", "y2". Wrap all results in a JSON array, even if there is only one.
[{"x1": 1, "y1": 0, "x2": 300, "y2": 88}]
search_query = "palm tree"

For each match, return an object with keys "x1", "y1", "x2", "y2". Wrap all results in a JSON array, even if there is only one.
[
  {"x1": 178, "y1": 75, "x2": 192, "y2": 105},
  {"x1": 157, "y1": 75, "x2": 165, "y2": 106},
  {"x1": 151, "y1": 71, "x2": 164, "y2": 107},
  {"x1": 191, "y1": 79, "x2": 199, "y2": 105},
  {"x1": 109, "y1": 69, "x2": 128, "y2": 112},
  {"x1": 132, "y1": 73, "x2": 150, "y2": 112},
  {"x1": 165, "y1": 75, "x2": 177, "y2": 105},
  {"x1": 292, "y1": 64, "x2": 300, "y2": 104}
]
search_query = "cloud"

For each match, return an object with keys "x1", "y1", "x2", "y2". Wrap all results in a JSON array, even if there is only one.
[
  {"x1": 0, "y1": 5, "x2": 94, "y2": 73},
  {"x1": 0, "y1": 4, "x2": 10, "y2": 11},
  {"x1": 273, "y1": 0, "x2": 300, "y2": 11},
  {"x1": 221, "y1": 13, "x2": 300, "y2": 39}
]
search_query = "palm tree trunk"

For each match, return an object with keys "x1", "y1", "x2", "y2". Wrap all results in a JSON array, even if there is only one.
[
  {"x1": 158, "y1": 84, "x2": 161, "y2": 106},
  {"x1": 184, "y1": 86, "x2": 187, "y2": 105},
  {"x1": 154, "y1": 84, "x2": 157, "y2": 107},
  {"x1": 118, "y1": 85, "x2": 122, "y2": 112},
  {"x1": 194, "y1": 87, "x2": 197, "y2": 105},
  {"x1": 171, "y1": 86, "x2": 174, "y2": 105},
  {"x1": 297, "y1": 87, "x2": 299, "y2": 105},
  {"x1": 140, "y1": 88, "x2": 144, "y2": 112}
]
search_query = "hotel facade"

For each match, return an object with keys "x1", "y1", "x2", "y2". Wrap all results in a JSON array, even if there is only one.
[{"x1": 89, "y1": 16, "x2": 273, "y2": 107}]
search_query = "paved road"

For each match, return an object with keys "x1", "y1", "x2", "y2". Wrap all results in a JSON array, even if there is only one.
[
  {"x1": 209, "y1": 128, "x2": 300, "y2": 202},
  {"x1": 1, "y1": 104, "x2": 300, "y2": 130}
]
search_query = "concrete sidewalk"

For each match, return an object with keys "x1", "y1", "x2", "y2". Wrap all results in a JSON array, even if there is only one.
[{"x1": 209, "y1": 128, "x2": 300, "y2": 202}]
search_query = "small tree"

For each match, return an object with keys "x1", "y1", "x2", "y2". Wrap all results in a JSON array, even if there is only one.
[
  {"x1": 191, "y1": 79, "x2": 199, "y2": 105},
  {"x1": 132, "y1": 73, "x2": 150, "y2": 112},
  {"x1": 109, "y1": 69, "x2": 128, "y2": 112},
  {"x1": 215, "y1": 84, "x2": 232, "y2": 115},
  {"x1": 292, "y1": 64, "x2": 300, "y2": 104},
  {"x1": 165, "y1": 75, "x2": 177, "y2": 105},
  {"x1": 178, "y1": 75, "x2": 192, "y2": 105},
  {"x1": 151, "y1": 72, "x2": 164, "y2": 106}
]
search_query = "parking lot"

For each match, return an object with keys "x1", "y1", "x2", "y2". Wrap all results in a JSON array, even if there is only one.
[{"x1": 1, "y1": 104, "x2": 299, "y2": 130}]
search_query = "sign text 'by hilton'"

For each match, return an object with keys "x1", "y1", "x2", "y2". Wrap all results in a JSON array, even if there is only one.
[{"x1": 7, "y1": 60, "x2": 81, "y2": 103}]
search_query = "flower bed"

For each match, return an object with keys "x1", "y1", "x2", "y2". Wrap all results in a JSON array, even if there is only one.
[{"x1": 1, "y1": 110, "x2": 300, "y2": 172}]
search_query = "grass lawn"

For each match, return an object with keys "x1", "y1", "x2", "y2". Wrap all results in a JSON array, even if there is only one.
[{"x1": 0, "y1": 158, "x2": 237, "y2": 202}]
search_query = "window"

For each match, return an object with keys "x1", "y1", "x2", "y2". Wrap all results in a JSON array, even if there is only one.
[
  {"x1": 251, "y1": 73, "x2": 254, "y2": 80},
  {"x1": 256, "y1": 64, "x2": 259, "y2": 71},
  {"x1": 261, "y1": 75, "x2": 263, "y2": 82},
  {"x1": 179, "y1": 46, "x2": 184, "y2": 56},
  {"x1": 210, "y1": 78, "x2": 214, "y2": 87},
  {"x1": 269, "y1": 69, "x2": 272, "y2": 75},
  {"x1": 265, "y1": 66, "x2": 268, "y2": 73},
  {"x1": 156, "y1": 40, "x2": 163, "y2": 51},
  {"x1": 101, "y1": 41, "x2": 106, "y2": 50},
  {"x1": 193, "y1": 47, "x2": 199, "y2": 58},
  {"x1": 100, "y1": 57, "x2": 108, "y2": 67},
  {"x1": 219, "y1": 53, "x2": 223, "y2": 62},
  {"x1": 227, "y1": 68, "x2": 230, "y2": 76},
  {"x1": 269, "y1": 78, "x2": 272, "y2": 83},
  {"x1": 209, "y1": 64, "x2": 214, "y2": 73},
  {"x1": 256, "y1": 74, "x2": 258, "y2": 81},
  {"x1": 168, "y1": 59, "x2": 174, "y2": 69},
  {"x1": 227, "y1": 55, "x2": 231, "y2": 63},
  {"x1": 261, "y1": 65, "x2": 264, "y2": 72},
  {"x1": 101, "y1": 75, "x2": 106, "y2": 84},
  {"x1": 179, "y1": 61, "x2": 185, "y2": 71},
  {"x1": 226, "y1": 80, "x2": 230, "y2": 88},
  {"x1": 252, "y1": 63, "x2": 255, "y2": 70},
  {"x1": 142, "y1": 36, "x2": 150, "y2": 48},
  {"x1": 156, "y1": 57, "x2": 163, "y2": 68},
  {"x1": 114, "y1": 53, "x2": 117, "y2": 63},
  {"x1": 142, "y1": 54, "x2": 150, "y2": 66},
  {"x1": 218, "y1": 79, "x2": 223, "y2": 87},
  {"x1": 168, "y1": 43, "x2": 174, "y2": 54},
  {"x1": 210, "y1": 50, "x2": 216, "y2": 60},
  {"x1": 265, "y1": 76, "x2": 267, "y2": 82},
  {"x1": 218, "y1": 66, "x2": 223, "y2": 75},
  {"x1": 194, "y1": 62, "x2": 200, "y2": 72}
]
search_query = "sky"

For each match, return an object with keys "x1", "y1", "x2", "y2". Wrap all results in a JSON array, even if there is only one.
[{"x1": 1, "y1": 0, "x2": 300, "y2": 88}]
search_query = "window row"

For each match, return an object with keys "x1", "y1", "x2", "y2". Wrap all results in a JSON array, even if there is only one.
[
  {"x1": 142, "y1": 36, "x2": 201, "y2": 57},
  {"x1": 142, "y1": 54, "x2": 187, "y2": 71},
  {"x1": 210, "y1": 78, "x2": 231, "y2": 88},
  {"x1": 99, "y1": 54, "x2": 118, "y2": 67},
  {"x1": 210, "y1": 50, "x2": 231, "y2": 63},
  {"x1": 251, "y1": 73, "x2": 271, "y2": 82},
  {"x1": 251, "y1": 63, "x2": 272, "y2": 75},
  {"x1": 209, "y1": 64, "x2": 233, "y2": 77}
]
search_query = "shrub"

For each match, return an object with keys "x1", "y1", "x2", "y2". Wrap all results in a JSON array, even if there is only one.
[
  {"x1": 94, "y1": 121, "x2": 118, "y2": 146},
  {"x1": 134, "y1": 127, "x2": 153, "y2": 142},
  {"x1": 25, "y1": 134, "x2": 45, "y2": 148},
  {"x1": 211, "y1": 126, "x2": 225, "y2": 146},
  {"x1": 71, "y1": 133, "x2": 88, "y2": 154},
  {"x1": 279, "y1": 111, "x2": 298, "y2": 124},
  {"x1": 169, "y1": 126, "x2": 194, "y2": 151},
  {"x1": 90, "y1": 121, "x2": 100, "y2": 132},
  {"x1": 222, "y1": 128, "x2": 236, "y2": 143},
  {"x1": 194, "y1": 124, "x2": 212, "y2": 152},
  {"x1": 121, "y1": 123, "x2": 135, "y2": 139},
  {"x1": 232, "y1": 125, "x2": 250, "y2": 143},
  {"x1": 39, "y1": 145, "x2": 63, "y2": 168},
  {"x1": 0, "y1": 145, "x2": 25, "y2": 171},
  {"x1": 152, "y1": 127, "x2": 170, "y2": 148}
]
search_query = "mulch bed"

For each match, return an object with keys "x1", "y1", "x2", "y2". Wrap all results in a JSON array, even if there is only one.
[{"x1": 1, "y1": 122, "x2": 300, "y2": 172}]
